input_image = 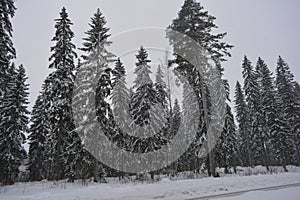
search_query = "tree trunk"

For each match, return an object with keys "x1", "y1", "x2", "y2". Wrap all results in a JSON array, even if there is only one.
[{"x1": 93, "y1": 159, "x2": 99, "y2": 182}]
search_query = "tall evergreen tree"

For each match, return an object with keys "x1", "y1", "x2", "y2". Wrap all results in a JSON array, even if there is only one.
[
  {"x1": 46, "y1": 7, "x2": 78, "y2": 180},
  {"x1": 129, "y1": 47, "x2": 167, "y2": 155},
  {"x1": 111, "y1": 58, "x2": 130, "y2": 138},
  {"x1": 254, "y1": 57, "x2": 274, "y2": 169},
  {"x1": 234, "y1": 81, "x2": 250, "y2": 166},
  {"x1": 0, "y1": 0, "x2": 16, "y2": 97},
  {"x1": 0, "y1": 1, "x2": 31, "y2": 185},
  {"x1": 130, "y1": 46, "x2": 156, "y2": 127},
  {"x1": 242, "y1": 56, "x2": 261, "y2": 166},
  {"x1": 0, "y1": 64, "x2": 28, "y2": 184},
  {"x1": 215, "y1": 104, "x2": 239, "y2": 173},
  {"x1": 293, "y1": 81, "x2": 300, "y2": 165},
  {"x1": 167, "y1": 0, "x2": 232, "y2": 177},
  {"x1": 80, "y1": 8, "x2": 111, "y2": 58},
  {"x1": 275, "y1": 56, "x2": 298, "y2": 166},
  {"x1": 73, "y1": 8, "x2": 115, "y2": 182},
  {"x1": 27, "y1": 91, "x2": 50, "y2": 181}
]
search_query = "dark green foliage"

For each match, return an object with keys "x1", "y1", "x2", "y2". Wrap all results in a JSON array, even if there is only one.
[
  {"x1": 234, "y1": 81, "x2": 250, "y2": 167},
  {"x1": 0, "y1": 64, "x2": 28, "y2": 184},
  {"x1": 215, "y1": 104, "x2": 239, "y2": 172},
  {"x1": 80, "y1": 8, "x2": 111, "y2": 55},
  {"x1": 274, "y1": 56, "x2": 298, "y2": 166}
]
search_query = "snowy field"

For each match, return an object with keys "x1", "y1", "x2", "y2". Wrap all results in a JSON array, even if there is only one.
[{"x1": 1, "y1": 166, "x2": 300, "y2": 200}]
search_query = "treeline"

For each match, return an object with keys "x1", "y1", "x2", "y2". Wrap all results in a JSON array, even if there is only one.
[
  {"x1": 233, "y1": 56, "x2": 300, "y2": 171},
  {"x1": 0, "y1": 0, "x2": 299, "y2": 186}
]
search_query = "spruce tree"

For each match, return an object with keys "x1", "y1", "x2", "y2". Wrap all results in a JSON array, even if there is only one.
[
  {"x1": 293, "y1": 82, "x2": 300, "y2": 165},
  {"x1": 242, "y1": 56, "x2": 261, "y2": 166},
  {"x1": 215, "y1": 104, "x2": 239, "y2": 173},
  {"x1": 27, "y1": 92, "x2": 50, "y2": 181},
  {"x1": 0, "y1": 64, "x2": 28, "y2": 184},
  {"x1": 0, "y1": 0, "x2": 16, "y2": 97},
  {"x1": 130, "y1": 46, "x2": 156, "y2": 127},
  {"x1": 155, "y1": 65, "x2": 168, "y2": 109},
  {"x1": 73, "y1": 8, "x2": 115, "y2": 182},
  {"x1": 234, "y1": 81, "x2": 251, "y2": 166},
  {"x1": 0, "y1": 1, "x2": 31, "y2": 184},
  {"x1": 111, "y1": 58, "x2": 130, "y2": 132},
  {"x1": 47, "y1": 7, "x2": 78, "y2": 180},
  {"x1": 275, "y1": 56, "x2": 298, "y2": 166},
  {"x1": 254, "y1": 57, "x2": 274, "y2": 168},
  {"x1": 129, "y1": 47, "x2": 167, "y2": 156}
]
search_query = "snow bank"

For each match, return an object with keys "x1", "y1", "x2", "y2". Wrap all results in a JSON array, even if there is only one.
[{"x1": 1, "y1": 169, "x2": 300, "y2": 200}]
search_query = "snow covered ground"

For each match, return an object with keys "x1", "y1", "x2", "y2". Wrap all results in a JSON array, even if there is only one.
[
  {"x1": 1, "y1": 166, "x2": 300, "y2": 200},
  {"x1": 220, "y1": 186, "x2": 300, "y2": 200}
]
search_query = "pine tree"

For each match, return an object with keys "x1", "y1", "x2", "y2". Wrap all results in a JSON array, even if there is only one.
[
  {"x1": 234, "y1": 81, "x2": 251, "y2": 167},
  {"x1": 167, "y1": 0, "x2": 232, "y2": 177},
  {"x1": 0, "y1": 64, "x2": 28, "y2": 184},
  {"x1": 275, "y1": 56, "x2": 298, "y2": 166}
]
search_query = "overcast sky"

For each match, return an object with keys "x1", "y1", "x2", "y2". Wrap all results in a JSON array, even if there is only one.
[{"x1": 12, "y1": 0, "x2": 300, "y2": 109}]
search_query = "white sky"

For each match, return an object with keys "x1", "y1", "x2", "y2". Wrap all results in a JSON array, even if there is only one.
[{"x1": 11, "y1": 0, "x2": 300, "y2": 109}]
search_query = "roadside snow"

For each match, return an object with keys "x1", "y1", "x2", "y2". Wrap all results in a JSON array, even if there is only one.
[
  {"x1": 1, "y1": 170, "x2": 300, "y2": 200},
  {"x1": 219, "y1": 186, "x2": 300, "y2": 200}
]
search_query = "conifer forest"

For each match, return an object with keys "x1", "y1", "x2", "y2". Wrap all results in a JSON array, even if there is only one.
[{"x1": 0, "y1": 1, "x2": 299, "y2": 199}]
